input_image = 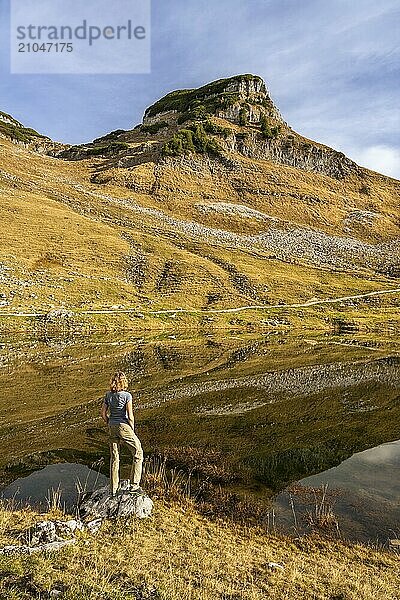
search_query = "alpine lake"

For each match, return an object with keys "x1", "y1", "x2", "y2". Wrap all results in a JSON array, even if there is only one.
[{"x1": 0, "y1": 329, "x2": 399, "y2": 545}]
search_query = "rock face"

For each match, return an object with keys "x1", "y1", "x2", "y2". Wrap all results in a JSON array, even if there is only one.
[
  {"x1": 139, "y1": 74, "x2": 361, "y2": 180},
  {"x1": 79, "y1": 480, "x2": 154, "y2": 521},
  {"x1": 57, "y1": 74, "x2": 363, "y2": 180},
  {"x1": 143, "y1": 74, "x2": 285, "y2": 127},
  {"x1": 96, "y1": 73, "x2": 356, "y2": 180},
  {"x1": 216, "y1": 75, "x2": 283, "y2": 125},
  {"x1": 224, "y1": 131, "x2": 358, "y2": 179}
]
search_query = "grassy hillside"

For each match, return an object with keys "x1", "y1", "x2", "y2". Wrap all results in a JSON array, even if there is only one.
[{"x1": 0, "y1": 75, "x2": 399, "y2": 333}]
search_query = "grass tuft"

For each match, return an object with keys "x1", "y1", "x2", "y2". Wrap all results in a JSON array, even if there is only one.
[{"x1": 0, "y1": 497, "x2": 398, "y2": 599}]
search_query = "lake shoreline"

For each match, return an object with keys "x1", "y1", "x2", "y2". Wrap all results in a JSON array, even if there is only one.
[
  {"x1": 1, "y1": 328, "x2": 399, "y2": 589},
  {"x1": 0, "y1": 302, "x2": 399, "y2": 336}
]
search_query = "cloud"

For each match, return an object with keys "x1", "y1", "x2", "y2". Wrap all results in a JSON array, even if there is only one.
[
  {"x1": 0, "y1": 0, "x2": 399, "y2": 158},
  {"x1": 351, "y1": 145, "x2": 400, "y2": 178}
]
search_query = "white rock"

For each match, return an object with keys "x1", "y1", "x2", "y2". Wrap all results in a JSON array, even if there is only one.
[
  {"x1": 267, "y1": 562, "x2": 285, "y2": 571},
  {"x1": 85, "y1": 518, "x2": 103, "y2": 534},
  {"x1": 79, "y1": 483, "x2": 153, "y2": 521}
]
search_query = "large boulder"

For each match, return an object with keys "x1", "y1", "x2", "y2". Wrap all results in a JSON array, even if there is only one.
[{"x1": 78, "y1": 480, "x2": 153, "y2": 521}]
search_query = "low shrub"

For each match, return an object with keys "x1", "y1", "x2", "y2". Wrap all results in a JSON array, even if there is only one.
[
  {"x1": 92, "y1": 129, "x2": 126, "y2": 144},
  {"x1": 219, "y1": 93, "x2": 240, "y2": 109},
  {"x1": 203, "y1": 120, "x2": 231, "y2": 138},
  {"x1": 239, "y1": 107, "x2": 248, "y2": 126},
  {"x1": 0, "y1": 121, "x2": 47, "y2": 143},
  {"x1": 141, "y1": 121, "x2": 168, "y2": 134},
  {"x1": 259, "y1": 114, "x2": 281, "y2": 139},
  {"x1": 86, "y1": 141, "x2": 129, "y2": 156},
  {"x1": 162, "y1": 123, "x2": 222, "y2": 157}
]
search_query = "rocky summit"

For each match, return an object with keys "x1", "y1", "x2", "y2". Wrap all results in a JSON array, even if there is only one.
[
  {"x1": 62, "y1": 73, "x2": 357, "y2": 180},
  {"x1": 143, "y1": 74, "x2": 284, "y2": 127},
  {"x1": 0, "y1": 74, "x2": 399, "y2": 331}
]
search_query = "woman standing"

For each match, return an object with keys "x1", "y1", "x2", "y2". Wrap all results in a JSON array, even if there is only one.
[{"x1": 101, "y1": 371, "x2": 144, "y2": 496}]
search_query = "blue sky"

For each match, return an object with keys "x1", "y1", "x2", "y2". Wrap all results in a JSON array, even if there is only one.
[{"x1": 1, "y1": 0, "x2": 399, "y2": 178}]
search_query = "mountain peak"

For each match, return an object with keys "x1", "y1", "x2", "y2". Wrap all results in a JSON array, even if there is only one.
[
  {"x1": 55, "y1": 73, "x2": 361, "y2": 181},
  {"x1": 143, "y1": 74, "x2": 284, "y2": 127}
]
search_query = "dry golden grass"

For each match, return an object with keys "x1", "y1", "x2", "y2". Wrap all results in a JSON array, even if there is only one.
[
  {"x1": 0, "y1": 128, "x2": 399, "y2": 329},
  {"x1": 0, "y1": 500, "x2": 399, "y2": 600}
]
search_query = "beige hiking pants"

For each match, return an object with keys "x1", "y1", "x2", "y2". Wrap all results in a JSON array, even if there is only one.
[{"x1": 109, "y1": 423, "x2": 144, "y2": 495}]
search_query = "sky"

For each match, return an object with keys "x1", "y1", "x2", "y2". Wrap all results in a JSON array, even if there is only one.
[{"x1": 1, "y1": 0, "x2": 399, "y2": 178}]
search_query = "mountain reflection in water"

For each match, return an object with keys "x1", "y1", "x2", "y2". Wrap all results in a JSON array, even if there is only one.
[{"x1": 0, "y1": 332, "x2": 399, "y2": 541}]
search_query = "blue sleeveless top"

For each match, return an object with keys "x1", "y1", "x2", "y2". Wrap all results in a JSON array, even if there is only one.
[{"x1": 104, "y1": 390, "x2": 132, "y2": 425}]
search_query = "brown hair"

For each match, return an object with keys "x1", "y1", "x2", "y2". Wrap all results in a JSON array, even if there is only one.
[{"x1": 110, "y1": 371, "x2": 129, "y2": 392}]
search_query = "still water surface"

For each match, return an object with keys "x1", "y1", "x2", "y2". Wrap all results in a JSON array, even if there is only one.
[
  {"x1": 275, "y1": 439, "x2": 400, "y2": 542},
  {"x1": 0, "y1": 331, "x2": 399, "y2": 542},
  {"x1": 2, "y1": 463, "x2": 107, "y2": 511}
]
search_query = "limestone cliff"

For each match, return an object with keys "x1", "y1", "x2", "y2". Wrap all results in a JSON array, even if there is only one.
[
  {"x1": 143, "y1": 74, "x2": 284, "y2": 127},
  {"x1": 60, "y1": 74, "x2": 359, "y2": 180}
]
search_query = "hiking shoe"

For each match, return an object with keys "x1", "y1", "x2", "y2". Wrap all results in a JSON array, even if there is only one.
[{"x1": 129, "y1": 484, "x2": 143, "y2": 494}]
